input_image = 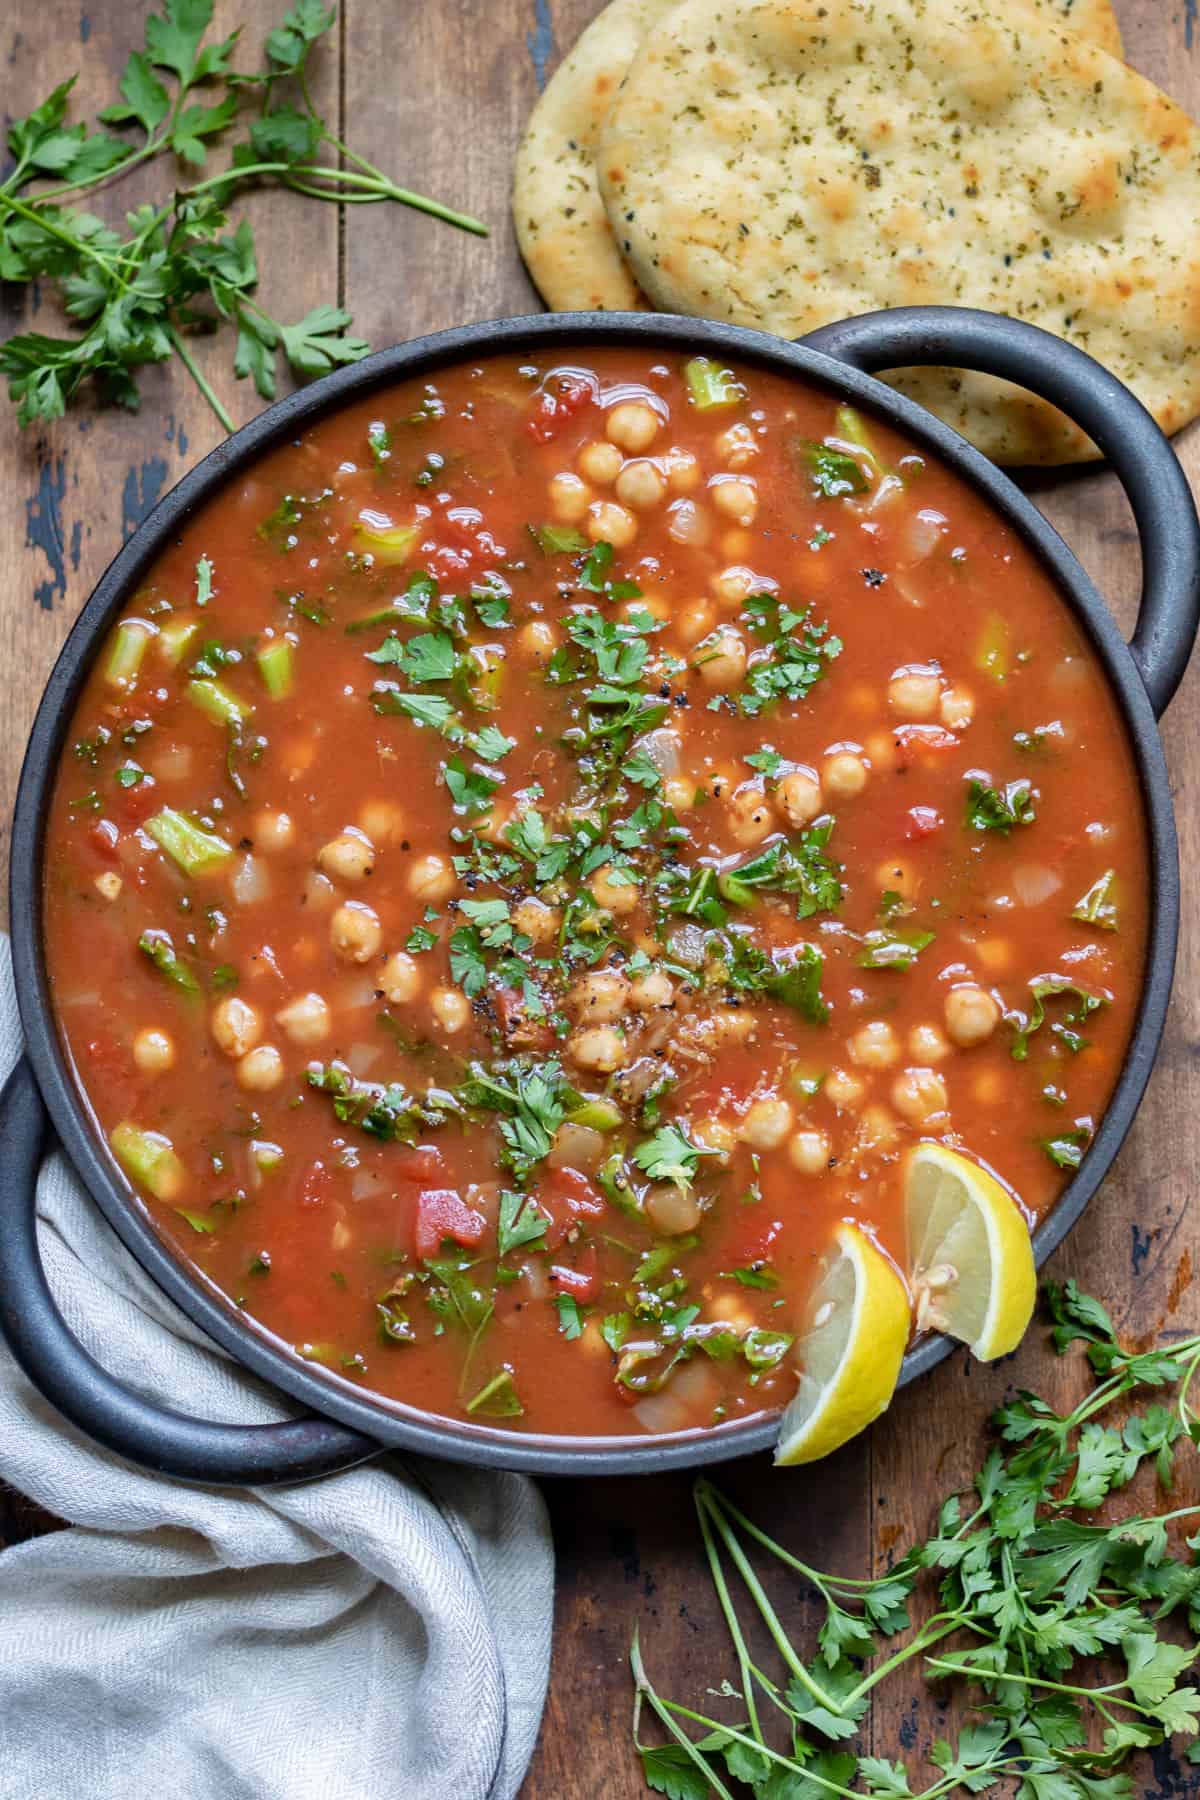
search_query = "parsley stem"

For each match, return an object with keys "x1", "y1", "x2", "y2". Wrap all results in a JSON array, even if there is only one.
[
  {"x1": 923, "y1": 1656, "x2": 1151, "y2": 1714},
  {"x1": 698, "y1": 1493, "x2": 839, "y2": 1712},
  {"x1": 630, "y1": 1635, "x2": 738, "y2": 1800},
  {"x1": 694, "y1": 1486, "x2": 764, "y2": 1745},
  {"x1": 0, "y1": 189, "x2": 130, "y2": 290},
  {"x1": 166, "y1": 326, "x2": 235, "y2": 435}
]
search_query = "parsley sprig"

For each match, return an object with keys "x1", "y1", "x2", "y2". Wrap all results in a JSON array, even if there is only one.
[
  {"x1": 0, "y1": 0, "x2": 485, "y2": 431},
  {"x1": 632, "y1": 1281, "x2": 1200, "y2": 1800}
]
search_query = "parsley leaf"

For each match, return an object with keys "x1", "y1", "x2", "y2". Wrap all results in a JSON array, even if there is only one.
[
  {"x1": 966, "y1": 777, "x2": 1037, "y2": 833},
  {"x1": 632, "y1": 1123, "x2": 713, "y2": 1193}
]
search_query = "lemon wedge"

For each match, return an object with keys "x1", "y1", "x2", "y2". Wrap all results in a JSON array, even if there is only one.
[
  {"x1": 775, "y1": 1221, "x2": 910, "y2": 1466},
  {"x1": 905, "y1": 1143, "x2": 1036, "y2": 1362}
]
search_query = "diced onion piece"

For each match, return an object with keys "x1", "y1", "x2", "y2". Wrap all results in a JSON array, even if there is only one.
[
  {"x1": 345, "y1": 1041, "x2": 382, "y2": 1078},
  {"x1": 548, "y1": 1122, "x2": 606, "y2": 1172},
  {"x1": 1012, "y1": 864, "x2": 1063, "y2": 908},
  {"x1": 231, "y1": 852, "x2": 270, "y2": 907},
  {"x1": 634, "y1": 729, "x2": 680, "y2": 777}
]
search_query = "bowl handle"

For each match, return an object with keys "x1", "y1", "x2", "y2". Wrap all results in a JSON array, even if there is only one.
[
  {"x1": 800, "y1": 306, "x2": 1200, "y2": 719},
  {"x1": 0, "y1": 1058, "x2": 377, "y2": 1486}
]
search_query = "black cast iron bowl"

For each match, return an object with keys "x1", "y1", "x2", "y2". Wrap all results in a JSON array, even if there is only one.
[{"x1": 1, "y1": 306, "x2": 1196, "y2": 1487}]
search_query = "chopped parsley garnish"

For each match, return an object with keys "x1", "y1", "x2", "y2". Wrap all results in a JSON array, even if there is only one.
[
  {"x1": 735, "y1": 595, "x2": 842, "y2": 717},
  {"x1": 744, "y1": 744, "x2": 784, "y2": 779},
  {"x1": 528, "y1": 522, "x2": 589, "y2": 556},
  {"x1": 577, "y1": 539, "x2": 642, "y2": 601},
  {"x1": 497, "y1": 1189, "x2": 548, "y2": 1260},
  {"x1": 720, "y1": 936, "x2": 829, "y2": 1025},
  {"x1": 632, "y1": 1123, "x2": 713, "y2": 1193},
  {"x1": 138, "y1": 929, "x2": 199, "y2": 995},
  {"x1": 965, "y1": 777, "x2": 1036, "y2": 834},
  {"x1": 795, "y1": 439, "x2": 870, "y2": 498},
  {"x1": 857, "y1": 928, "x2": 935, "y2": 970},
  {"x1": 1072, "y1": 869, "x2": 1118, "y2": 932},
  {"x1": 553, "y1": 1294, "x2": 587, "y2": 1339},
  {"x1": 459, "y1": 1059, "x2": 569, "y2": 1184},
  {"x1": 1008, "y1": 978, "x2": 1107, "y2": 1062},
  {"x1": 716, "y1": 825, "x2": 842, "y2": 918},
  {"x1": 1041, "y1": 1125, "x2": 1092, "y2": 1170}
]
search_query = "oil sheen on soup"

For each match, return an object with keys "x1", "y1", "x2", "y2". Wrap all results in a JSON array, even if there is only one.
[{"x1": 43, "y1": 348, "x2": 1146, "y2": 1438}]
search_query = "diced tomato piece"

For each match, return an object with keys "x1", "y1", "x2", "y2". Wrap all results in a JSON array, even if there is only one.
[
  {"x1": 550, "y1": 1247, "x2": 599, "y2": 1303},
  {"x1": 298, "y1": 1161, "x2": 334, "y2": 1208},
  {"x1": 525, "y1": 374, "x2": 595, "y2": 442},
  {"x1": 721, "y1": 1212, "x2": 784, "y2": 1272},
  {"x1": 393, "y1": 1144, "x2": 445, "y2": 1185},
  {"x1": 414, "y1": 1187, "x2": 486, "y2": 1261},
  {"x1": 905, "y1": 805, "x2": 944, "y2": 839},
  {"x1": 114, "y1": 778, "x2": 159, "y2": 825},
  {"x1": 493, "y1": 985, "x2": 554, "y2": 1051},
  {"x1": 88, "y1": 818, "x2": 120, "y2": 859},
  {"x1": 532, "y1": 1166, "x2": 607, "y2": 1252}
]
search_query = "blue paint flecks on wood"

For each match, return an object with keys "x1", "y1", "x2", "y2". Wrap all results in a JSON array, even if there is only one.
[
  {"x1": 25, "y1": 456, "x2": 67, "y2": 611},
  {"x1": 1131, "y1": 1221, "x2": 1154, "y2": 1276},
  {"x1": 1187, "y1": 0, "x2": 1197, "y2": 52},
  {"x1": 79, "y1": 10, "x2": 91, "y2": 41},
  {"x1": 526, "y1": 0, "x2": 557, "y2": 90},
  {"x1": 69, "y1": 518, "x2": 82, "y2": 572},
  {"x1": 121, "y1": 457, "x2": 168, "y2": 542}
]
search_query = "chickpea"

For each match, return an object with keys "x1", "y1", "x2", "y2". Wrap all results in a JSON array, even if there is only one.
[
  {"x1": 211, "y1": 995, "x2": 262, "y2": 1060},
  {"x1": 330, "y1": 901, "x2": 383, "y2": 964},
  {"x1": 888, "y1": 668, "x2": 942, "y2": 719},
  {"x1": 667, "y1": 500, "x2": 712, "y2": 547},
  {"x1": 644, "y1": 1183, "x2": 701, "y2": 1235},
  {"x1": 710, "y1": 476, "x2": 758, "y2": 525},
  {"x1": 976, "y1": 938, "x2": 1013, "y2": 974},
  {"x1": 891, "y1": 1067, "x2": 949, "y2": 1125},
  {"x1": 407, "y1": 853, "x2": 455, "y2": 905},
  {"x1": 740, "y1": 1096, "x2": 794, "y2": 1150},
  {"x1": 663, "y1": 446, "x2": 701, "y2": 492},
  {"x1": 859, "y1": 1104, "x2": 899, "y2": 1148},
  {"x1": 849, "y1": 1020, "x2": 900, "y2": 1069},
  {"x1": 788, "y1": 1129, "x2": 830, "y2": 1175},
  {"x1": 548, "y1": 471, "x2": 591, "y2": 523},
  {"x1": 518, "y1": 618, "x2": 559, "y2": 662},
  {"x1": 940, "y1": 685, "x2": 975, "y2": 731},
  {"x1": 876, "y1": 857, "x2": 917, "y2": 900},
  {"x1": 944, "y1": 984, "x2": 1000, "y2": 1047},
  {"x1": 606, "y1": 399, "x2": 660, "y2": 453},
  {"x1": 823, "y1": 752, "x2": 868, "y2": 801},
  {"x1": 693, "y1": 1117, "x2": 736, "y2": 1161},
  {"x1": 254, "y1": 809, "x2": 295, "y2": 853},
  {"x1": 720, "y1": 528, "x2": 754, "y2": 562},
  {"x1": 909, "y1": 1023, "x2": 950, "y2": 1063},
  {"x1": 710, "y1": 565, "x2": 762, "y2": 610},
  {"x1": 379, "y1": 950, "x2": 422, "y2": 1003},
  {"x1": 615, "y1": 459, "x2": 667, "y2": 510},
  {"x1": 674, "y1": 597, "x2": 715, "y2": 645},
  {"x1": 630, "y1": 967, "x2": 674, "y2": 1011},
  {"x1": 567, "y1": 1024, "x2": 627, "y2": 1073},
  {"x1": 578, "y1": 439, "x2": 622, "y2": 485},
  {"x1": 276, "y1": 992, "x2": 331, "y2": 1047},
  {"x1": 358, "y1": 800, "x2": 405, "y2": 846},
  {"x1": 728, "y1": 782, "x2": 773, "y2": 845},
  {"x1": 775, "y1": 768, "x2": 823, "y2": 828},
  {"x1": 430, "y1": 987, "x2": 470, "y2": 1034},
  {"x1": 133, "y1": 1027, "x2": 174, "y2": 1074},
  {"x1": 693, "y1": 628, "x2": 747, "y2": 690},
  {"x1": 825, "y1": 1068, "x2": 865, "y2": 1109},
  {"x1": 972, "y1": 1069, "x2": 1004, "y2": 1105},
  {"x1": 716, "y1": 423, "x2": 759, "y2": 469},
  {"x1": 663, "y1": 776, "x2": 696, "y2": 811},
  {"x1": 237, "y1": 1044, "x2": 285, "y2": 1092},
  {"x1": 569, "y1": 968, "x2": 631, "y2": 1024},
  {"x1": 94, "y1": 871, "x2": 122, "y2": 901},
  {"x1": 318, "y1": 830, "x2": 375, "y2": 883},
  {"x1": 705, "y1": 765, "x2": 737, "y2": 801},
  {"x1": 512, "y1": 897, "x2": 561, "y2": 945},
  {"x1": 587, "y1": 500, "x2": 637, "y2": 548},
  {"x1": 709, "y1": 1291, "x2": 755, "y2": 1329},
  {"x1": 590, "y1": 864, "x2": 639, "y2": 916},
  {"x1": 866, "y1": 730, "x2": 898, "y2": 773}
]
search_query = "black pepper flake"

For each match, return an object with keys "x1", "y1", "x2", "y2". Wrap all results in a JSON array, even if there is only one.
[
  {"x1": 862, "y1": 568, "x2": 886, "y2": 587},
  {"x1": 658, "y1": 681, "x2": 671, "y2": 698}
]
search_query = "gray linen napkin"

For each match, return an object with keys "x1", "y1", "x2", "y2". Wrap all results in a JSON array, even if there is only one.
[{"x1": 0, "y1": 939, "x2": 552, "y2": 1800}]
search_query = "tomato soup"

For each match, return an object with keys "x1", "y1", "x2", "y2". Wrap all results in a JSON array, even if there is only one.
[{"x1": 42, "y1": 348, "x2": 1146, "y2": 1437}]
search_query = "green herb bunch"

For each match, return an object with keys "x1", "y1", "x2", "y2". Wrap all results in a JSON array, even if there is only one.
[
  {"x1": 633, "y1": 1281, "x2": 1200, "y2": 1800},
  {"x1": 0, "y1": 0, "x2": 485, "y2": 432}
]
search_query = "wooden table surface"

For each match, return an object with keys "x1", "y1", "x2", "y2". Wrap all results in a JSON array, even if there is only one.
[{"x1": 1, "y1": 3, "x2": 1196, "y2": 1793}]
